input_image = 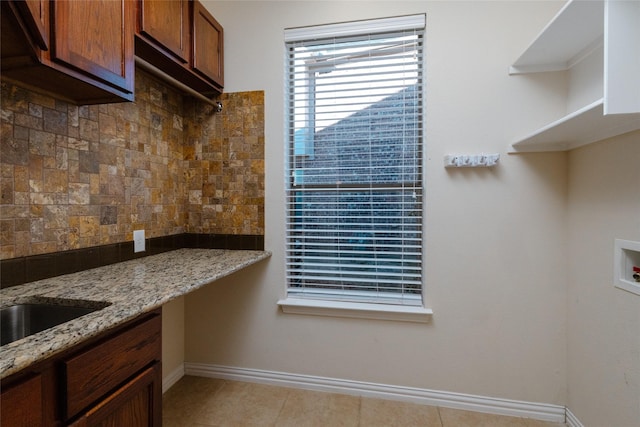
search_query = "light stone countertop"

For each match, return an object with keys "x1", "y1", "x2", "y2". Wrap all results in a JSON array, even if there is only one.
[{"x1": 0, "y1": 248, "x2": 271, "y2": 380}]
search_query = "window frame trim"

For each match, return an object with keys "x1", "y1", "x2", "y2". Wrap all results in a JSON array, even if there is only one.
[
  {"x1": 284, "y1": 14, "x2": 428, "y2": 311},
  {"x1": 284, "y1": 14, "x2": 426, "y2": 42},
  {"x1": 277, "y1": 298, "x2": 433, "y2": 323}
]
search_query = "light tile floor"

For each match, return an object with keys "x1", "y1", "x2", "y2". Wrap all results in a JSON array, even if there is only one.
[{"x1": 163, "y1": 376, "x2": 567, "y2": 427}]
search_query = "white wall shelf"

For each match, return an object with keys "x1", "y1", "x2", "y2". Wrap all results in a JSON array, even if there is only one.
[
  {"x1": 509, "y1": 0, "x2": 640, "y2": 153},
  {"x1": 509, "y1": 0, "x2": 603, "y2": 75},
  {"x1": 510, "y1": 99, "x2": 640, "y2": 152}
]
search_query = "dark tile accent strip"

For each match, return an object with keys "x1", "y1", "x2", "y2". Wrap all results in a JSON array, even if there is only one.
[
  {"x1": 25, "y1": 254, "x2": 57, "y2": 283},
  {"x1": 181, "y1": 234, "x2": 264, "y2": 251},
  {"x1": 0, "y1": 234, "x2": 264, "y2": 289},
  {"x1": 55, "y1": 249, "x2": 82, "y2": 277},
  {"x1": 1, "y1": 258, "x2": 26, "y2": 288}
]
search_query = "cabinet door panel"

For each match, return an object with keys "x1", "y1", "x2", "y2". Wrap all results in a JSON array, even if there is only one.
[
  {"x1": 52, "y1": 0, "x2": 134, "y2": 94},
  {"x1": 192, "y1": 1, "x2": 223, "y2": 88},
  {"x1": 0, "y1": 374, "x2": 43, "y2": 427},
  {"x1": 139, "y1": 0, "x2": 190, "y2": 63}
]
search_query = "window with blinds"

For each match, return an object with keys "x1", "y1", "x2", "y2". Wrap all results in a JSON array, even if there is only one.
[{"x1": 285, "y1": 15, "x2": 425, "y2": 306}]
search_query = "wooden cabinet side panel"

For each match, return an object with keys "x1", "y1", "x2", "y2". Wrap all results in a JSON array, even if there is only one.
[
  {"x1": 64, "y1": 314, "x2": 161, "y2": 419},
  {"x1": 51, "y1": 0, "x2": 135, "y2": 93},
  {"x1": 192, "y1": 1, "x2": 223, "y2": 88},
  {"x1": 13, "y1": 0, "x2": 48, "y2": 49},
  {"x1": 0, "y1": 374, "x2": 43, "y2": 427},
  {"x1": 1, "y1": 1, "x2": 43, "y2": 67}
]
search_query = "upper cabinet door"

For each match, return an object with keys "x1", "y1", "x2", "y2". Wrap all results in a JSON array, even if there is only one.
[
  {"x1": 51, "y1": 0, "x2": 135, "y2": 95},
  {"x1": 139, "y1": 0, "x2": 190, "y2": 63},
  {"x1": 134, "y1": 0, "x2": 223, "y2": 95},
  {"x1": 192, "y1": 1, "x2": 224, "y2": 88}
]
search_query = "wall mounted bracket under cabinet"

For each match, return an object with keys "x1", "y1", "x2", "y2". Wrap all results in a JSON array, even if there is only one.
[{"x1": 509, "y1": 0, "x2": 640, "y2": 153}]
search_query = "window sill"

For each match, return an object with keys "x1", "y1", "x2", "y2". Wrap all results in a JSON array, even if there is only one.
[{"x1": 277, "y1": 298, "x2": 433, "y2": 323}]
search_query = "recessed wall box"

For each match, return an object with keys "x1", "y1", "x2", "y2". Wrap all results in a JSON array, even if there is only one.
[{"x1": 614, "y1": 239, "x2": 640, "y2": 296}]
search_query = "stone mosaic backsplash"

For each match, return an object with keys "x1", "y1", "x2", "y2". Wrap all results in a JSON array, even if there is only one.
[
  {"x1": 184, "y1": 91, "x2": 265, "y2": 235},
  {"x1": 0, "y1": 71, "x2": 264, "y2": 260}
]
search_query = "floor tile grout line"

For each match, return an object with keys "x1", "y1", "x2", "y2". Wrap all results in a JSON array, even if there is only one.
[
  {"x1": 436, "y1": 405, "x2": 444, "y2": 427},
  {"x1": 273, "y1": 387, "x2": 293, "y2": 425}
]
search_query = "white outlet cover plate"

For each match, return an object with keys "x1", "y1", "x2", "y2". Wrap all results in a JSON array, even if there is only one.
[{"x1": 134, "y1": 230, "x2": 145, "y2": 253}]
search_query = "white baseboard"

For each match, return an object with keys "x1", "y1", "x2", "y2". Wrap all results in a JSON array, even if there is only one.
[
  {"x1": 162, "y1": 363, "x2": 185, "y2": 394},
  {"x1": 565, "y1": 408, "x2": 585, "y2": 427},
  {"x1": 184, "y1": 363, "x2": 566, "y2": 423}
]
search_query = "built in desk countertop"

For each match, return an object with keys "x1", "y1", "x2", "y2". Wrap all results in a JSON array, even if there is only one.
[{"x1": 0, "y1": 248, "x2": 271, "y2": 379}]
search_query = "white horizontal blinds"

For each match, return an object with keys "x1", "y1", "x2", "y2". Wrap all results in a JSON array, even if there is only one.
[{"x1": 285, "y1": 15, "x2": 424, "y2": 306}]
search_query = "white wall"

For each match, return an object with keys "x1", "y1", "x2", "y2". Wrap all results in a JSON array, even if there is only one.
[
  {"x1": 566, "y1": 131, "x2": 640, "y2": 427},
  {"x1": 187, "y1": 0, "x2": 569, "y2": 406}
]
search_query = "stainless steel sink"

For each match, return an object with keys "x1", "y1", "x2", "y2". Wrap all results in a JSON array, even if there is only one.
[{"x1": 1, "y1": 300, "x2": 109, "y2": 346}]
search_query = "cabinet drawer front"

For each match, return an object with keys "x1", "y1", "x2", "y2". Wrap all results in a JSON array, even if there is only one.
[
  {"x1": 64, "y1": 314, "x2": 161, "y2": 419},
  {"x1": 69, "y1": 363, "x2": 161, "y2": 427}
]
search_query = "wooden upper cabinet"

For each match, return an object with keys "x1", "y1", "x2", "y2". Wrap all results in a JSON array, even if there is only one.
[
  {"x1": 51, "y1": 0, "x2": 135, "y2": 97},
  {"x1": 138, "y1": 0, "x2": 190, "y2": 63},
  {"x1": 136, "y1": 0, "x2": 223, "y2": 95},
  {"x1": 1, "y1": 0, "x2": 135, "y2": 104},
  {"x1": 192, "y1": 1, "x2": 223, "y2": 88},
  {"x1": 2, "y1": 0, "x2": 222, "y2": 102}
]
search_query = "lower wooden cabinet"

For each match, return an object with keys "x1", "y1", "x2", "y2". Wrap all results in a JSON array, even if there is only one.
[
  {"x1": 64, "y1": 314, "x2": 161, "y2": 419},
  {"x1": 0, "y1": 374, "x2": 43, "y2": 427},
  {"x1": 68, "y1": 364, "x2": 161, "y2": 427},
  {"x1": 0, "y1": 309, "x2": 162, "y2": 427}
]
